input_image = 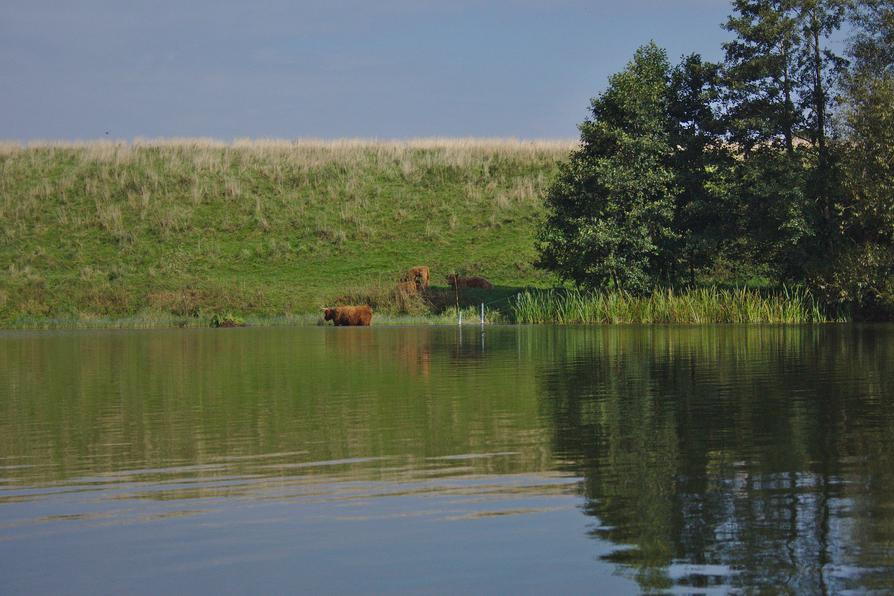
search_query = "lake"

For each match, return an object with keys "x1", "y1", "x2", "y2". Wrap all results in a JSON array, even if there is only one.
[{"x1": 1, "y1": 325, "x2": 892, "y2": 594}]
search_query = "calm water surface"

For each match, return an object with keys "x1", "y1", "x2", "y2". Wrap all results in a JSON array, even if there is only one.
[{"x1": 1, "y1": 325, "x2": 892, "y2": 594}]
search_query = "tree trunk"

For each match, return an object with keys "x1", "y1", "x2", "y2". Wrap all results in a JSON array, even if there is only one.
[
  {"x1": 812, "y1": 13, "x2": 827, "y2": 167},
  {"x1": 783, "y1": 42, "x2": 795, "y2": 156}
]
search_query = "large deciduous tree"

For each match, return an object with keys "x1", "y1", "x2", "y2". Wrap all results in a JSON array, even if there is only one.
[
  {"x1": 537, "y1": 43, "x2": 679, "y2": 292},
  {"x1": 668, "y1": 54, "x2": 732, "y2": 285}
]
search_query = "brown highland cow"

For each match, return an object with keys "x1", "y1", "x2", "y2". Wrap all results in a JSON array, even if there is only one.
[
  {"x1": 323, "y1": 305, "x2": 373, "y2": 326},
  {"x1": 446, "y1": 274, "x2": 493, "y2": 290},
  {"x1": 403, "y1": 266, "x2": 430, "y2": 290}
]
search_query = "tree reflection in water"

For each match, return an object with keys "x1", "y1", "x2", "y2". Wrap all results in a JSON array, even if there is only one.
[{"x1": 531, "y1": 325, "x2": 894, "y2": 593}]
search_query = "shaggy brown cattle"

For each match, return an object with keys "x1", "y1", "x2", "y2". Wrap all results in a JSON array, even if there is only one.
[
  {"x1": 402, "y1": 266, "x2": 430, "y2": 290},
  {"x1": 446, "y1": 274, "x2": 493, "y2": 290},
  {"x1": 323, "y1": 305, "x2": 373, "y2": 326},
  {"x1": 396, "y1": 280, "x2": 418, "y2": 296}
]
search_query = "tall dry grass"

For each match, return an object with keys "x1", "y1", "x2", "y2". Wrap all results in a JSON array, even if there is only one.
[
  {"x1": 4, "y1": 137, "x2": 575, "y2": 164},
  {"x1": 0, "y1": 138, "x2": 567, "y2": 240}
]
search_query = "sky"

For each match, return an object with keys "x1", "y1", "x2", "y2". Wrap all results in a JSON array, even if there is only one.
[{"x1": 0, "y1": 0, "x2": 735, "y2": 140}]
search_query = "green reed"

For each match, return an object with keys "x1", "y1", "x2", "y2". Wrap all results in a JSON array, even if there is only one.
[{"x1": 511, "y1": 287, "x2": 839, "y2": 324}]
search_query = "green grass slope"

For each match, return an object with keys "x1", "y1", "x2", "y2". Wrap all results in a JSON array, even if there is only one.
[{"x1": 0, "y1": 139, "x2": 572, "y2": 326}]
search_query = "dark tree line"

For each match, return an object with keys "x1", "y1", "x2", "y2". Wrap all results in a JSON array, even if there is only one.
[{"x1": 538, "y1": 0, "x2": 894, "y2": 319}]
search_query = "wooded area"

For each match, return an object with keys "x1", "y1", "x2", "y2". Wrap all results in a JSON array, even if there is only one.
[{"x1": 538, "y1": 0, "x2": 894, "y2": 319}]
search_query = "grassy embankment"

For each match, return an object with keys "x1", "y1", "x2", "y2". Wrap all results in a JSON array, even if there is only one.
[
  {"x1": 1, "y1": 139, "x2": 841, "y2": 328},
  {"x1": 1, "y1": 139, "x2": 568, "y2": 328}
]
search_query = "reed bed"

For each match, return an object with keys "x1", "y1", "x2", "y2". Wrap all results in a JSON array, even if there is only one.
[{"x1": 511, "y1": 287, "x2": 837, "y2": 324}]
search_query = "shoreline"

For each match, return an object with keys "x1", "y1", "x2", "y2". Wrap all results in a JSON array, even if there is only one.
[
  {"x1": 1, "y1": 314, "x2": 857, "y2": 332},
  {"x1": 0, "y1": 287, "x2": 853, "y2": 329},
  {"x1": 0, "y1": 312, "x2": 488, "y2": 330}
]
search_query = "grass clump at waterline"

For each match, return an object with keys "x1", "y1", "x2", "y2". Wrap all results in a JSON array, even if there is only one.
[{"x1": 511, "y1": 287, "x2": 840, "y2": 324}]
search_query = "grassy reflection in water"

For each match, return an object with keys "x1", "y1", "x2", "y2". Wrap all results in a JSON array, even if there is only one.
[
  {"x1": 0, "y1": 327, "x2": 552, "y2": 486},
  {"x1": 512, "y1": 286, "x2": 835, "y2": 324}
]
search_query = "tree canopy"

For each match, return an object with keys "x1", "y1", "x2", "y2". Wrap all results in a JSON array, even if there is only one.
[
  {"x1": 537, "y1": 0, "x2": 894, "y2": 318},
  {"x1": 537, "y1": 43, "x2": 678, "y2": 292}
]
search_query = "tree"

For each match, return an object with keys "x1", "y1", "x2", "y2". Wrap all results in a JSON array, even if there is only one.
[
  {"x1": 721, "y1": 0, "x2": 848, "y2": 281},
  {"x1": 812, "y1": 0, "x2": 894, "y2": 318},
  {"x1": 723, "y1": 0, "x2": 802, "y2": 155},
  {"x1": 795, "y1": 0, "x2": 849, "y2": 260},
  {"x1": 722, "y1": 0, "x2": 847, "y2": 155},
  {"x1": 794, "y1": 0, "x2": 848, "y2": 164},
  {"x1": 537, "y1": 43, "x2": 678, "y2": 292},
  {"x1": 667, "y1": 55, "x2": 733, "y2": 284},
  {"x1": 848, "y1": 0, "x2": 894, "y2": 77},
  {"x1": 841, "y1": 78, "x2": 894, "y2": 244},
  {"x1": 734, "y1": 147, "x2": 812, "y2": 280},
  {"x1": 721, "y1": 1, "x2": 812, "y2": 282}
]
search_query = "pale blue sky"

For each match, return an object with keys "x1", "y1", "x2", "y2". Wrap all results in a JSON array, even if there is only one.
[{"x1": 0, "y1": 0, "x2": 733, "y2": 140}]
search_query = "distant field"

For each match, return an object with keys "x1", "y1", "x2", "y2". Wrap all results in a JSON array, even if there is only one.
[{"x1": 0, "y1": 138, "x2": 574, "y2": 326}]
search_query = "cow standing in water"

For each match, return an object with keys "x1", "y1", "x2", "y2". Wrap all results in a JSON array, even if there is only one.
[{"x1": 323, "y1": 305, "x2": 373, "y2": 326}]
